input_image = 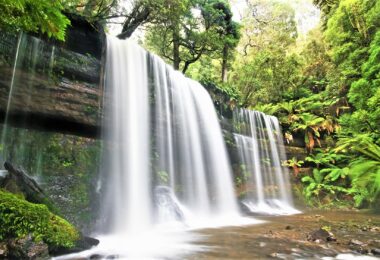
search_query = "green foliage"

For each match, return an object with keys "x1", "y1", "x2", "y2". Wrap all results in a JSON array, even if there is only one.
[
  {"x1": 63, "y1": 0, "x2": 117, "y2": 21},
  {"x1": 325, "y1": 0, "x2": 380, "y2": 95},
  {"x1": 334, "y1": 135, "x2": 380, "y2": 207},
  {"x1": 0, "y1": 0, "x2": 71, "y2": 41},
  {"x1": 301, "y1": 168, "x2": 350, "y2": 206},
  {"x1": 349, "y1": 157, "x2": 380, "y2": 207},
  {"x1": 253, "y1": 103, "x2": 281, "y2": 116},
  {"x1": 305, "y1": 149, "x2": 346, "y2": 168},
  {"x1": 144, "y1": 0, "x2": 240, "y2": 73},
  {"x1": 230, "y1": 0, "x2": 301, "y2": 106},
  {"x1": 283, "y1": 157, "x2": 304, "y2": 176},
  {"x1": 347, "y1": 30, "x2": 380, "y2": 134},
  {"x1": 0, "y1": 190, "x2": 79, "y2": 248},
  {"x1": 242, "y1": 0, "x2": 379, "y2": 210}
]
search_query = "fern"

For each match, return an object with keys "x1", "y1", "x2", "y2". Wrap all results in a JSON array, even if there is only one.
[{"x1": 349, "y1": 157, "x2": 380, "y2": 206}]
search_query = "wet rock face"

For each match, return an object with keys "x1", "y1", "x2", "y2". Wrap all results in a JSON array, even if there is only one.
[{"x1": 0, "y1": 16, "x2": 104, "y2": 138}]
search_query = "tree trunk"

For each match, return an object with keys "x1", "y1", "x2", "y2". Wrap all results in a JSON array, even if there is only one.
[
  {"x1": 173, "y1": 29, "x2": 180, "y2": 70},
  {"x1": 221, "y1": 44, "x2": 229, "y2": 82},
  {"x1": 117, "y1": 4, "x2": 150, "y2": 40}
]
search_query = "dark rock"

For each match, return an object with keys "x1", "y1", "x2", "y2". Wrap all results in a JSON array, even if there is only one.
[
  {"x1": 285, "y1": 225, "x2": 292, "y2": 230},
  {"x1": 90, "y1": 254, "x2": 103, "y2": 259},
  {"x1": 284, "y1": 146, "x2": 307, "y2": 159},
  {"x1": 307, "y1": 228, "x2": 336, "y2": 243},
  {"x1": 349, "y1": 239, "x2": 371, "y2": 254},
  {"x1": 371, "y1": 248, "x2": 380, "y2": 255},
  {"x1": 8, "y1": 235, "x2": 49, "y2": 259},
  {"x1": 80, "y1": 236, "x2": 100, "y2": 248},
  {"x1": 54, "y1": 48, "x2": 101, "y2": 83},
  {"x1": 354, "y1": 247, "x2": 370, "y2": 255},
  {"x1": 51, "y1": 235, "x2": 99, "y2": 256},
  {"x1": 62, "y1": 13, "x2": 105, "y2": 60},
  {"x1": 2, "y1": 161, "x2": 49, "y2": 205},
  {"x1": 0, "y1": 64, "x2": 102, "y2": 138}
]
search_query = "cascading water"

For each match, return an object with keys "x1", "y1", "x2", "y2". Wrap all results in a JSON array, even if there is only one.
[
  {"x1": 150, "y1": 52, "x2": 239, "y2": 222},
  {"x1": 76, "y1": 36, "x2": 250, "y2": 259},
  {"x1": 102, "y1": 36, "x2": 241, "y2": 229},
  {"x1": 102, "y1": 37, "x2": 152, "y2": 235},
  {"x1": 233, "y1": 109, "x2": 299, "y2": 215}
]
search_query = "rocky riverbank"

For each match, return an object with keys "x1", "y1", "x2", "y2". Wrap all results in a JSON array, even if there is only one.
[{"x1": 189, "y1": 210, "x2": 380, "y2": 259}]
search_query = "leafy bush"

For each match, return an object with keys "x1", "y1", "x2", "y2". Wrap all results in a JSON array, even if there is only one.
[{"x1": 0, "y1": 190, "x2": 79, "y2": 248}]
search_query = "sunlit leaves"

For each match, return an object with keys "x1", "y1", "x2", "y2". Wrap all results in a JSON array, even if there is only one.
[{"x1": 0, "y1": 0, "x2": 71, "y2": 41}]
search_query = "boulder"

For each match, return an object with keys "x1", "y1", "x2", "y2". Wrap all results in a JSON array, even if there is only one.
[
  {"x1": 8, "y1": 235, "x2": 49, "y2": 259},
  {"x1": 371, "y1": 248, "x2": 380, "y2": 255},
  {"x1": 307, "y1": 228, "x2": 336, "y2": 243}
]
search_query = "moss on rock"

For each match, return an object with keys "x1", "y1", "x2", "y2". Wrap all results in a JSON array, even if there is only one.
[{"x1": 0, "y1": 190, "x2": 79, "y2": 249}]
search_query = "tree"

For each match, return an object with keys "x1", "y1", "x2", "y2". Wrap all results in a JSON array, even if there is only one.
[
  {"x1": 63, "y1": 0, "x2": 118, "y2": 23},
  {"x1": 144, "y1": 0, "x2": 238, "y2": 73},
  {"x1": 312, "y1": 0, "x2": 340, "y2": 28},
  {"x1": 324, "y1": 0, "x2": 380, "y2": 95},
  {"x1": 0, "y1": 0, "x2": 71, "y2": 40},
  {"x1": 230, "y1": 0, "x2": 300, "y2": 106},
  {"x1": 206, "y1": 1, "x2": 240, "y2": 82}
]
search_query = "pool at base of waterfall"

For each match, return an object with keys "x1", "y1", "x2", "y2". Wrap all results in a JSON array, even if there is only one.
[
  {"x1": 53, "y1": 215, "x2": 261, "y2": 260},
  {"x1": 54, "y1": 210, "x2": 379, "y2": 260}
]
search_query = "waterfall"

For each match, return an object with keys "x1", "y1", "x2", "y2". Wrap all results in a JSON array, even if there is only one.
[
  {"x1": 78, "y1": 36, "x2": 248, "y2": 259},
  {"x1": 101, "y1": 37, "x2": 240, "y2": 236},
  {"x1": 233, "y1": 109, "x2": 299, "y2": 215}
]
